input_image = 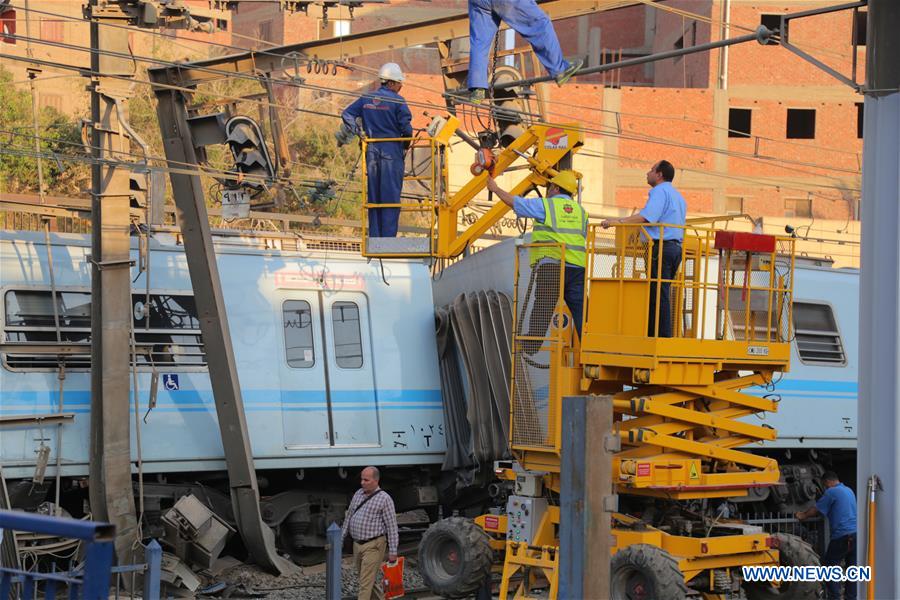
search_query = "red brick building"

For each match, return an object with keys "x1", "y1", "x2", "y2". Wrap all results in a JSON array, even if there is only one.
[{"x1": 231, "y1": 0, "x2": 861, "y2": 245}]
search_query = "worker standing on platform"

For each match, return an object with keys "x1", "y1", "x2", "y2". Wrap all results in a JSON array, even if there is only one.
[
  {"x1": 339, "y1": 63, "x2": 413, "y2": 238},
  {"x1": 486, "y1": 170, "x2": 587, "y2": 338},
  {"x1": 601, "y1": 160, "x2": 686, "y2": 338},
  {"x1": 466, "y1": 0, "x2": 583, "y2": 103},
  {"x1": 796, "y1": 471, "x2": 858, "y2": 600},
  {"x1": 341, "y1": 466, "x2": 400, "y2": 600}
]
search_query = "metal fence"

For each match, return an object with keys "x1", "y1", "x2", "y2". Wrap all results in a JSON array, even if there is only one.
[
  {"x1": 737, "y1": 512, "x2": 828, "y2": 557},
  {"x1": 0, "y1": 510, "x2": 161, "y2": 600}
]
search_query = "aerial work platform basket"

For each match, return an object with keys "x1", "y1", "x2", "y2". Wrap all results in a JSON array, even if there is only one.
[{"x1": 582, "y1": 223, "x2": 795, "y2": 386}]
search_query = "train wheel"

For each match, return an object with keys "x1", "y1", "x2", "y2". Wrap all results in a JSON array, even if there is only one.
[
  {"x1": 743, "y1": 533, "x2": 821, "y2": 599},
  {"x1": 418, "y1": 516, "x2": 492, "y2": 598},
  {"x1": 610, "y1": 544, "x2": 690, "y2": 600}
]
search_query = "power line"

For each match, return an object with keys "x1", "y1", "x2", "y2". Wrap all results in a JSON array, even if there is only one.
[
  {"x1": 13, "y1": 3, "x2": 864, "y2": 161},
  {"x1": 1, "y1": 33, "x2": 860, "y2": 185}
]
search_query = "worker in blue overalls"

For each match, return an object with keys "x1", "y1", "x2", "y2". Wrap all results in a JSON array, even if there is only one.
[
  {"x1": 466, "y1": 0, "x2": 583, "y2": 103},
  {"x1": 339, "y1": 63, "x2": 413, "y2": 238}
]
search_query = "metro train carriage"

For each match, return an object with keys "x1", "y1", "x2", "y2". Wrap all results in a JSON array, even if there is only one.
[{"x1": 0, "y1": 230, "x2": 445, "y2": 561}]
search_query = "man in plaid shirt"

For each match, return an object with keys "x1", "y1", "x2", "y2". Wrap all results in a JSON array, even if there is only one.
[{"x1": 341, "y1": 466, "x2": 399, "y2": 600}]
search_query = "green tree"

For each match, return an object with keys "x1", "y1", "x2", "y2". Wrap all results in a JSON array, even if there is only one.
[{"x1": 0, "y1": 66, "x2": 89, "y2": 196}]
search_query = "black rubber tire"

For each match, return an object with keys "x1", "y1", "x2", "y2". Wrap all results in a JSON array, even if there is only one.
[
  {"x1": 610, "y1": 544, "x2": 690, "y2": 600},
  {"x1": 743, "y1": 533, "x2": 821, "y2": 600},
  {"x1": 418, "y1": 516, "x2": 493, "y2": 598}
]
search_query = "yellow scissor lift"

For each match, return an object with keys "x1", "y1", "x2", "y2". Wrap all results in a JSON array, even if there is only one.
[
  {"x1": 479, "y1": 225, "x2": 812, "y2": 600},
  {"x1": 359, "y1": 119, "x2": 815, "y2": 598}
]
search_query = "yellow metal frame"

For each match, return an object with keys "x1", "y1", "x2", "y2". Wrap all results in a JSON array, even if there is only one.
[
  {"x1": 360, "y1": 123, "x2": 584, "y2": 259},
  {"x1": 488, "y1": 226, "x2": 797, "y2": 599}
]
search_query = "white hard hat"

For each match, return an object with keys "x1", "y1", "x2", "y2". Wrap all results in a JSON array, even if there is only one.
[{"x1": 378, "y1": 62, "x2": 405, "y2": 83}]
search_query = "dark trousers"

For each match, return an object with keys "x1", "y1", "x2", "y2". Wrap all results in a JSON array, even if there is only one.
[
  {"x1": 366, "y1": 147, "x2": 404, "y2": 238},
  {"x1": 648, "y1": 240, "x2": 682, "y2": 337},
  {"x1": 823, "y1": 533, "x2": 857, "y2": 600},
  {"x1": 523, "y1": 261, "x2": 585, "y2": 353}
]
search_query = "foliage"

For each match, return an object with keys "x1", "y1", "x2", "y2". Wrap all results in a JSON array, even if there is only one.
[{"x1": 0, "y1": 66, "x2": 90, "y2": 196}]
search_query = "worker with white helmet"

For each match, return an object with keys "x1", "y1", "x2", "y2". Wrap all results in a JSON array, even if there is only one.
[{"x1": 339, "y1": 63, "x2": 413, "y2": 238}]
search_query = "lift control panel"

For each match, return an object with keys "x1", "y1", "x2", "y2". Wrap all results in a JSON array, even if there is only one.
[{"x1": 505, "y1": 495, "x2": 548, "y2": 544}]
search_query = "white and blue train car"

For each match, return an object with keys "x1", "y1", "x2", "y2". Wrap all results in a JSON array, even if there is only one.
[{"x1": 0, "y1": 230, "x2": 446, "y2": 557}]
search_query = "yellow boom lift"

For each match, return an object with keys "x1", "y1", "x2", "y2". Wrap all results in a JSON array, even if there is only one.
[{"x1": 360, "y1": 119, "x2": 818, "y2": 599}]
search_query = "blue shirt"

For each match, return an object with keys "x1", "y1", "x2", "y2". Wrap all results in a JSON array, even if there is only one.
[
  {"x1": 816, "y1": 482, "x2": 857, "y2": 539},
  {"x1": 639, "y1": 182, "x2": 686, "y2": 241},
  {"x1": 512, "y1": 195, "x2": 553, "y2": 221},
  {"x1": 341, "y1": 86, "x2": 413, "y2": 157}
]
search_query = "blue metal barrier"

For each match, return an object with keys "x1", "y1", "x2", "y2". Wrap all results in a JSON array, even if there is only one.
[
  {"x1": 0, "y1": 509, "x2": 163, "y2": 600},
  {"x1": 325, "y1": 521, "x2": 342, "y2": 600}
]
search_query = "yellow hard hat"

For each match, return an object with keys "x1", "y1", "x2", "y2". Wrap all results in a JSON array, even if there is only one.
[{"x1": 549, "y1": 170, "x2": 580, "y2": 195}]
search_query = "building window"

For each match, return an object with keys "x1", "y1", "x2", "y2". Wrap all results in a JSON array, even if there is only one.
[
  {"x1": 39, "y1": 93, "x2": 63, "y2": 113},
  {"x1": 331, "y1": 301, "x2": 363, "y2": 369},
  {"x1": 786, "y1": 108, "x2": 816, "y2": 139},
  {"x1": 3, "y1": 290, "x2": 205, "y2": 370},
  {"x1": 333, "y1": 19, "x2": 351, "y2": 37},
  {"x1": 258, "y1": 20, "x2": 273, "y2": 44},
  {"x1": 40, "y1": 20, "x2": 64, "y2": 43},
  {"x1": 725, "y1": 196, "x2": 744, "y2": 215},
  {"x1": 728, "y1": 108, "x2": 752, "y2": 138},
  {"x1": 792, "y1": 302, "x2": 846, "y2": 365},
  {"x1": 0, "y1": 8, "x2": 16, "y2": 44},
  {"x1": 760, "y1": 14, "x2": 781, "y2": 45},
  {"x1": 283, "y1": 300, "x2": 314, "y2": 368},
  {"x1": 854, "y1": 10, "x2": 867, "y2": 46},
  {"x1": 785, "y1": 197, "x2": 812, "y2": 218},
  {"x1": 856, "y1": 102, "x2": 864, "y2": 139}
]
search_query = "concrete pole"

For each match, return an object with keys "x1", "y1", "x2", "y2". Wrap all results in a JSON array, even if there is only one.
[
  {"x1": 87, "y1": 0, "x2": 138, "y2": 565},
  {"x1": 559, "y1": 395, "x2": 616, "y2": 599},
  {"x1": 857, "y1": 1, "x2": 900, "y2": 598}
]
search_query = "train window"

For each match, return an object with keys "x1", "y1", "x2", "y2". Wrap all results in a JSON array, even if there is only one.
[
  {"x1": 283, "y1": 300, "x2": 315, "y2": 368},
  {"x1": 2, "y1": 290, "x2": 206, "y2": 369},
  {"x1": 792, "y1": 302, "x2": 846, "y2": 365},
  {"x1": 331, "y1": 301, "x2": 363, "y2": 369}
]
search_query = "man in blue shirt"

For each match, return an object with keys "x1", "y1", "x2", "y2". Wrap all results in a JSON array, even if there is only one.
[
  {"x1": 465, "y1": 0, "x2": 582, "y2": 103},
  {"x1": 600, "y1": 160, "x2": 686, "y2": 337},
  {"x1": 796, "y1": 471, "x2": 858, "y2": 600},
  {"x1": 340, "y1": 63, "x2": 413, "y2": 238}
]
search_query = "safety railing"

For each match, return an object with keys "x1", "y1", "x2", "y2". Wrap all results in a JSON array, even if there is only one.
[
  {"x1": 360, "y1": 134, "x2": 447, "y2": 257},
  {"x1": 0, "y1": 510, "x2": 161, "y2": 600},
  {"x1": 584, "y1": 222, "x2": 794, "y2": 346},
  {"x1": 509, "y1": 241, "x2": 574, "y2": 452}
]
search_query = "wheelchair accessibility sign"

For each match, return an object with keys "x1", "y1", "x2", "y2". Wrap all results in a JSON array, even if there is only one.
[{"x1": 163, "y1": 374, "x2": 180, "y2": 391}]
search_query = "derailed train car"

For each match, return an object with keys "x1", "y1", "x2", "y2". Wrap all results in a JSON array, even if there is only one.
[{"x1": 0, "y1": 229, "x2": 445, "y2": 562}]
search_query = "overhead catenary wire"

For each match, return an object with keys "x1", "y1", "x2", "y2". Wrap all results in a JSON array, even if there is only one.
[
  {"x1": 0, "y1": 43, "x2": 861, "y2": 190},
  {"x1": 1, "y1": 22, "x2": 860, "y2": 179},
  {"x1": 1, "y1": 10, "x2": 862, "y2": 208},
  {"x1": 10, "y1": 4, "x2": 865, "y2": 161}
]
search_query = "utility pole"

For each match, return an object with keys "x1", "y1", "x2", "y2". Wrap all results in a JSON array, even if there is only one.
[
  {"x1": 85, "y1": 0, "x2": 227, "y2": 566},
  {"x1": 87, "y1": 0, "x2": 139, "y2": 566},
  {"x1": 857, "y1": 1, "x2": 900, "y2": 598}
]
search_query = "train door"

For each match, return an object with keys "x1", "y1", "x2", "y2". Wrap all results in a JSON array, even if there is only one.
[
  {"x1": 322, "y1": 292, "x2": 379, "y2": 446},
  {"x1": 279, "y1": 291, "x2": 379, "y2": 448},
  {"x1": 280, "y1": 293, "x2": 331, "y2": 447}
]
